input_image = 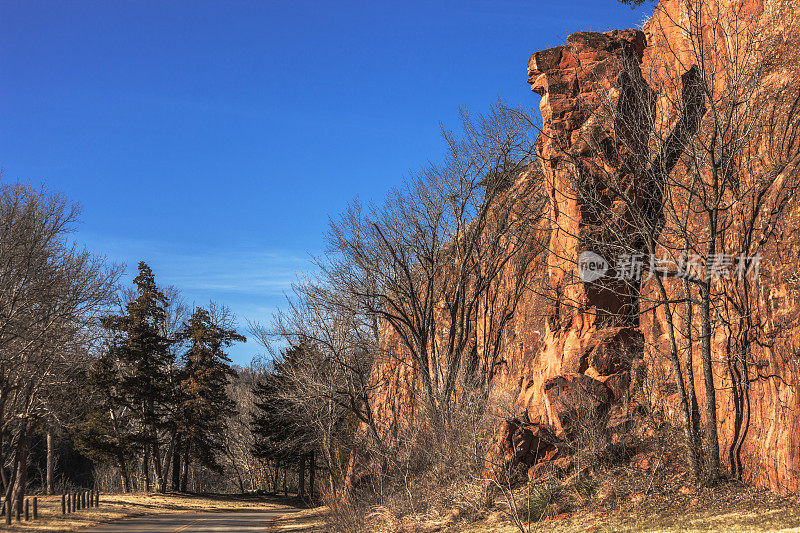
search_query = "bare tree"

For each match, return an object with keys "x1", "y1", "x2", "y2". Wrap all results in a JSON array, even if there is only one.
[
  {"x1": 321, "y1": 102, "x2": 547, "y2": 434},
  {"x1": 0, "y1": 180, "x2": 120, "y2": 505},
  {"x1": 253, "y1": 102, "x2": 550, "y2": 513},
  {"x1": 252, "y1": 276, "x2": 380, "y2": 495}
]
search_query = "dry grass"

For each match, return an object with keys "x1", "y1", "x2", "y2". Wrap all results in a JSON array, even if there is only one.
[
  {"x1": 380, "y1": 423, "x2": 800, "y2": 532},
  {"x1": 0, "y1": 492, "x2": 296, "y2": 532},
  {"x1": 448, "y1": 483, "x2": 800, "y2": 532},
  {"x1": 211, "y1": 483, "x2": 800, "y2": 533},
  {"x1": 433, "y1": 457, "x2": 800, "y2": 532},
  {"x1": 268, "y1": 506, "x2": 329, "y2": 532}
]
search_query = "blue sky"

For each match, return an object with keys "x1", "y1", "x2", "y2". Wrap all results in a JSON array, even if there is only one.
[{"x1": 0, "y1": 0, "x2": 652, "y2": 364}]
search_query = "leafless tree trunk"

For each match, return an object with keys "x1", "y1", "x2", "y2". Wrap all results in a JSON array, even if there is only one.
[
  {"x1": 298, "y1": 455, "x2": 305, "y2": 500},
  {"x1": 171, "y1": 436, "x2": 181, "y2": 492},
  {"x1": 308, "y1": 451, "x2": 315, "y2": 501},
  {"x1": 46, "y1": 424, "x2": 54, "y2": 495}
]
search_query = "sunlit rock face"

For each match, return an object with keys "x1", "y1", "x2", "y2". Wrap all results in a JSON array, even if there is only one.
[
  {"x1": 514, "y1": 29, "x2": 652, "y2": 426},
  {"x1": 635, "y1": 0, "x2": 800, "y2": 495},
  {"x1": 349, "y1": 0, "x2": 800, "y2": 496}
]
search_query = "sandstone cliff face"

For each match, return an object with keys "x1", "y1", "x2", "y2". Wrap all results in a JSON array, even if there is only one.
[
  {"x1": 351, "y1": 0, "x2": 800, "y2": 496},
  {"x1": 481, "y1": 28, "x2": 661, "y2": 483}
]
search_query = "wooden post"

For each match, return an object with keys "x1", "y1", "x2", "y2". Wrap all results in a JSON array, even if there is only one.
[
  {"x1": 82, "y1": 491, "x2": 87, "y2": 509},
  {"x1": 32, "y1": 497, "x2": 37, "y2": 520},
  {"x1": 96, "y1": 490, "x2": 100, "y2": 507},
  {"x1": 24, "y1": 498, "x2": 29, "y2": 521},
  {"x1": 5, "y1": 500, "x2": 10, "y2": 524},
  {"x1": 61, "y1": 492, "x2": 66, "y2": 514},
  {"x1": 15, "y1": 497, "x2": 21, "y2": 521}
]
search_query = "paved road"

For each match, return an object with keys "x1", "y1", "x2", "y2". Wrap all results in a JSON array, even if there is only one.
[{"x1": 85, "y1": 510, "x2": 295, "y2": 532}]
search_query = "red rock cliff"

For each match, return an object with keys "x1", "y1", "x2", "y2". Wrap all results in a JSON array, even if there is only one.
[{"x1": 350, "y1": 0, "x2": 800, "y2": 496}]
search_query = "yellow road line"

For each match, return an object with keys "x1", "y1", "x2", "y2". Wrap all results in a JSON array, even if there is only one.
[{"x1": 170, "y1": 517, "x2": 206, "y2": 533}]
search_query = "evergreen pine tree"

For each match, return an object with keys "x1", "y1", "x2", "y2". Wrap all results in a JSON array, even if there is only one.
[
  {"x1": 251, "y1": 344, "x2": 316, "y2": 480},
  {"x1": 80, "y1": 262, "x2": 175, "y2": 491},
  {"x1": 76, "y1": 352, "x2": 136, "y2": 491},
  {"x1": 176, "y1": 306, "x2": 245, "y2": 474}
]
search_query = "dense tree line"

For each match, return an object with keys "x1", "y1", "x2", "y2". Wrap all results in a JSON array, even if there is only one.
[
  {"x1": 251, "y1": 342, "x2": 326, "y2": 500},
  {"x1": 0, "y1": 179, "x2": 276, "y2": 500},
  {"x1": 77, "y1": 263, "x2": 248, "y2": 493}
]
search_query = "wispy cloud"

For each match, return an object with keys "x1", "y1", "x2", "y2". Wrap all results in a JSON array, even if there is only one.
[{"x1": 79, "y1": 234, "x2": 317, "y2": 364}]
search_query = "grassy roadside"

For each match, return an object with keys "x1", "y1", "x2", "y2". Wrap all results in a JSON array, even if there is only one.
[
  {"x1": 267, "y1": 505, "x2": 329, "y2": 532},
  {"x1": 0, "y1": 492, "x2": 298, "y2": 532}
]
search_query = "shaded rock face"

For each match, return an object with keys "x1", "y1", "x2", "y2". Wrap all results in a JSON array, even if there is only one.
[
  {"x1": 543, "y1": 373, "x2": 614, "y2": 437},
  {"x1": 483, "y1": 417, "x2": 565, "y2": 484}
]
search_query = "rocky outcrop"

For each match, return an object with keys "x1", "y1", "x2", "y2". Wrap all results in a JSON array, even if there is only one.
[
  {"x1": 490, "y1": 0, "x2": 800, "y2": 494},
  {"x1": 483, "y1": 28, "x2": 656, "y2": 483},
  {"x1": 486, "y1": 0, "x2": 800, "y2": 495}
]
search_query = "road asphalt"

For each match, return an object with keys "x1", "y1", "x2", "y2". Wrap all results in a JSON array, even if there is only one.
[{"x1": 83, "y1": 510, "x2": 296, "y2": 532}]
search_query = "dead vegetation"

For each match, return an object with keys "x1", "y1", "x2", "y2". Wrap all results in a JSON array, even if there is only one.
[{"x1": 319, "y1": 418, "x2": 800, "y2": 533}]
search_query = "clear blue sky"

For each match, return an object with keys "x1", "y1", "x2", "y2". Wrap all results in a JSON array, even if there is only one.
[{"x1": 0, "y1": 0, "x2": 652, "y2": 364}]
